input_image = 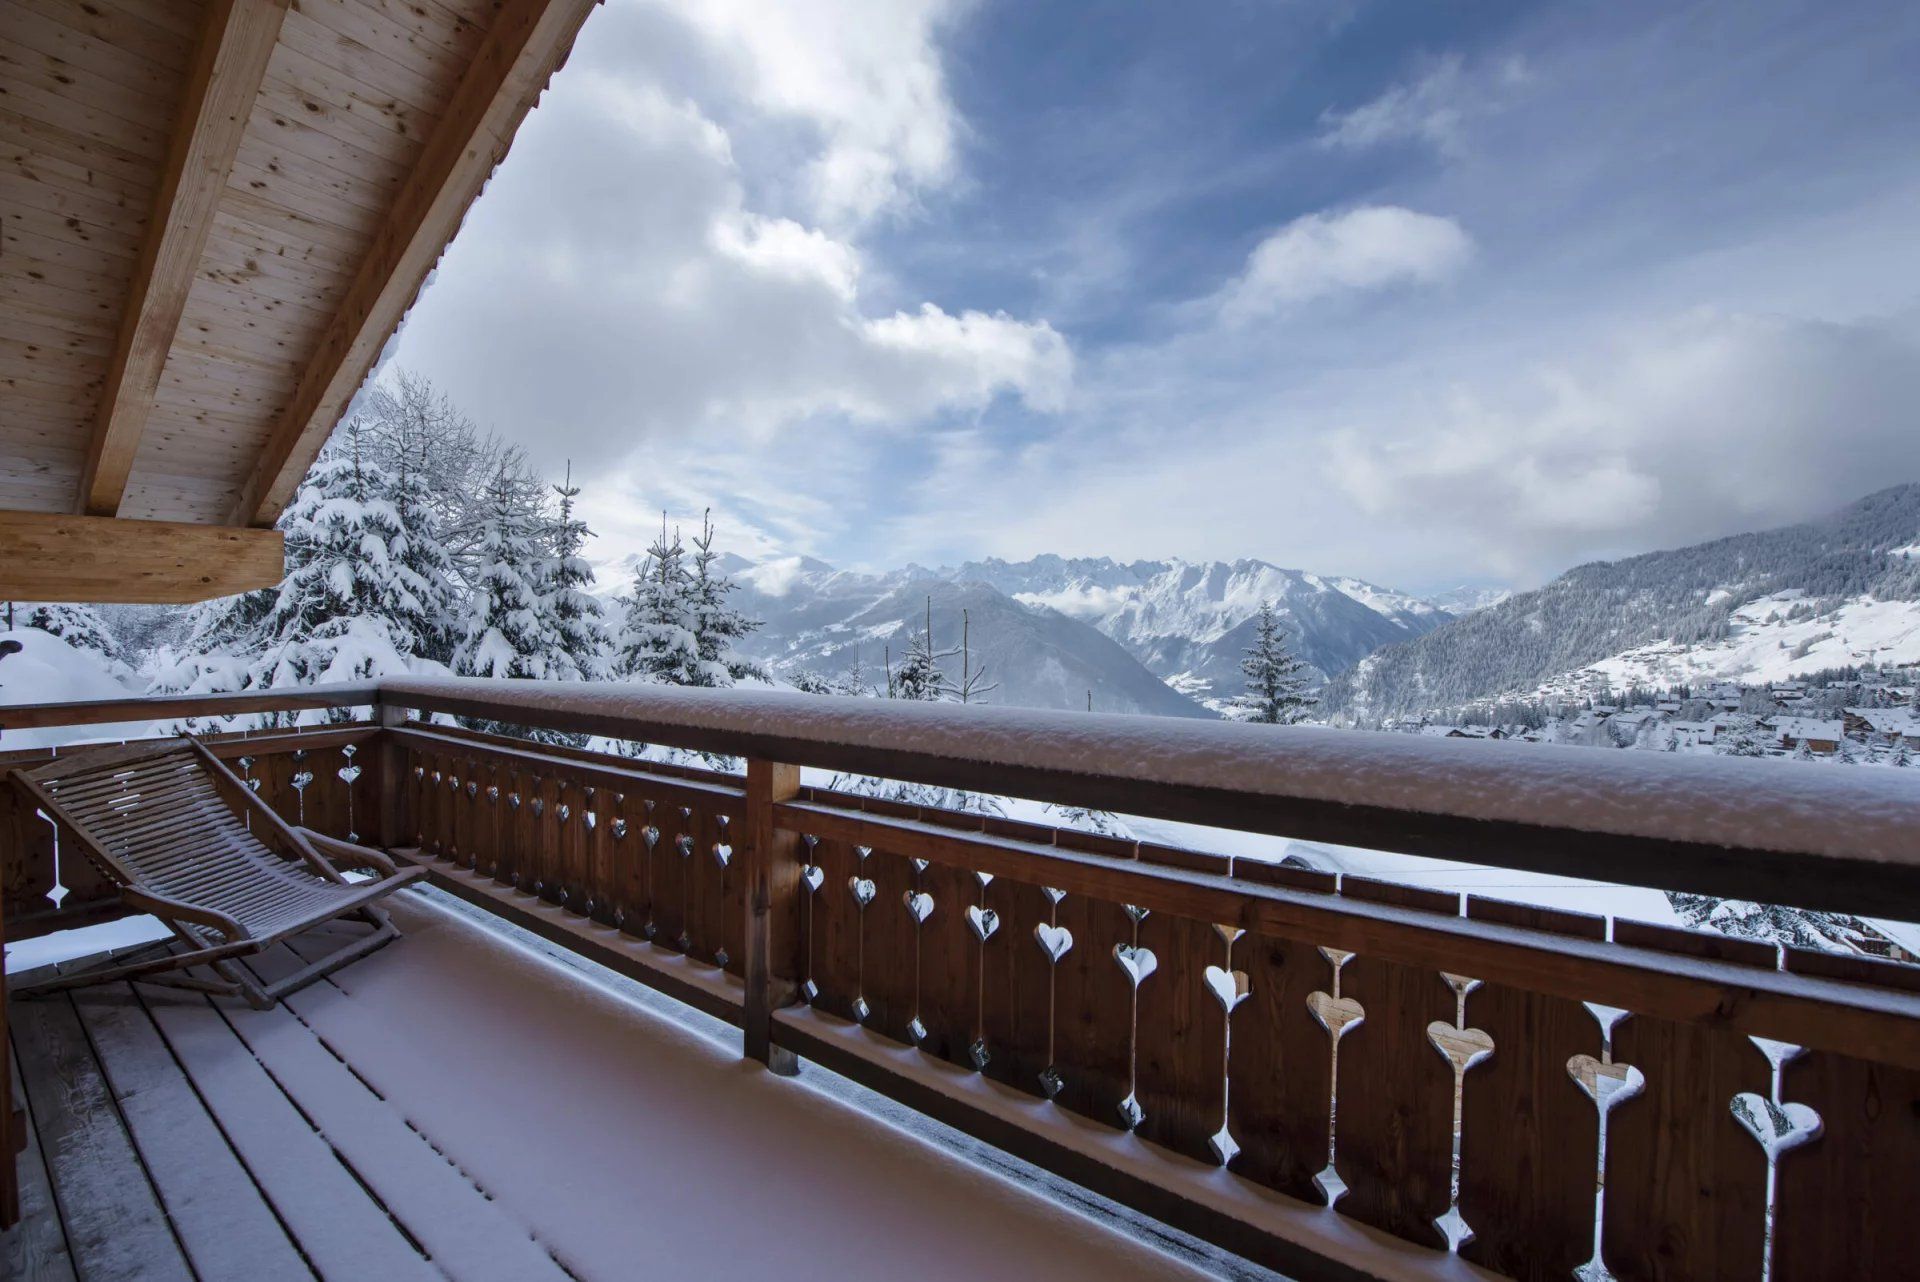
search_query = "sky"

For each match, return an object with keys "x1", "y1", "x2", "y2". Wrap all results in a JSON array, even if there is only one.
[{"x1": 389, "y1": 0, "x2": 1920, "y2": 595}]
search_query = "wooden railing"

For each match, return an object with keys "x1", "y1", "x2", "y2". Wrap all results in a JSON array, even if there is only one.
[{"x1": 6, "y1": 678, "x2": 1920, "y2": 1280}]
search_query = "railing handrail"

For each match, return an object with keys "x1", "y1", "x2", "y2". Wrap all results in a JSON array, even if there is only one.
[
  {"x1": 5, "y1": 676, "x2": 1917, "y2": 916},
  {"x1": 0, "y1": 682, "x2": 381, "y2": 730},
  {"x1": 377, "y1": 676, "x2": 1920, "y2": 919}
]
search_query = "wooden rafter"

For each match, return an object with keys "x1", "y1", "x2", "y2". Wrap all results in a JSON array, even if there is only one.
[
  {"x1": 227, "y1": 0, "x2": 602, "y2": 529},
  {"x1": 0, "y1": 511, "x2": 284, "y2": 605},
  {"x1": 75, "y1": 0, "x2": 291, "y2": 519}
]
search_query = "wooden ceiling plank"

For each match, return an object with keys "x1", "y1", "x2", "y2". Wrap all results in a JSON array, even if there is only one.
[
  {"x1": 0, "y1": 510, "x2": 283, "y2": 603},
  {"x1": 76, "y1": 0, "x2": 290, "y2": 517},
  {"x1": 232, "y1": 0, "x2": 602, "y2": 528}
]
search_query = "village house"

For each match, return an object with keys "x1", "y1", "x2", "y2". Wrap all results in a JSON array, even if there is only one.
[{"x1": 1769, "y1": 716, "x2": 1847, "y2": 754}]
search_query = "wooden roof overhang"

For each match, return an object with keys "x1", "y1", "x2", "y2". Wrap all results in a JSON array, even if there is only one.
[{"x1": 0, "y1": 0, "x2": 600, "y2": 603}]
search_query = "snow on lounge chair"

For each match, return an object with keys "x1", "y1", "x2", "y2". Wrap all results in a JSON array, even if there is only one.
[{"x1": 9, "y1": 737, "x2": 426, "y2": 1008}]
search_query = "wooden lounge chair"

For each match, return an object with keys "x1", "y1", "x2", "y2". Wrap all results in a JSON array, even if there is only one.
[{"x1": 9, "y1": 736, "x2": 426, "y2": 1009}]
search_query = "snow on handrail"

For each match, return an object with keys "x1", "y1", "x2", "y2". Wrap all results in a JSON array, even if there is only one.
[{"x1": 377, "y1": 677, "x2": 1920, "y2": 877}]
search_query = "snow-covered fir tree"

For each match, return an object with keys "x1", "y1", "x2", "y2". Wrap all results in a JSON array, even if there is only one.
[
  {"x1": 386, "y1": 431, "x2": 465, "y2": 664},
  {"x1": 452, "y1": 466, "x2": 558, "y2": 683},
  {"x1": 617, "y1": 516, "x2": 701, "y2": 684},
  {"x1": 539, "y1": 466, "x2": 613, "y2": 683},
  {"x1": 1715, "y1": 715, "x2": 1769, "y2": 757},
  {"x1": 1236, "y1": 602, "x2": 1316, "y2": 724},
  {"x1": 7, "y1": 602, "x2": 124, "y2": 668},
  {"x1": 686, "y1": 510, "x2": 764, "y2": 685},
  {"x1": 888, "y1": 598, "x2": 952, "y2": 700}
]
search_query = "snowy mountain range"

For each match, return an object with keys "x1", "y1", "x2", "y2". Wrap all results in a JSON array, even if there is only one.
[
  {"x1": 1323, "y1": 485, "x2": 1920, "y2": 721},
  {"x1": 720, "y1": 553, "x2": 1454, "y2": 715}
]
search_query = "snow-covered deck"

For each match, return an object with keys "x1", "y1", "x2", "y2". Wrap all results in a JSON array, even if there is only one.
[{"x1": 3, "y1": 892, "x2": 1218, "y2": 1281}]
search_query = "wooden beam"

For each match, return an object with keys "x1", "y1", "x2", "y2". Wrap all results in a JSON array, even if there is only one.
[
  {"x1": 76, "y1": 0, "x2": 291, "y2": 518},
  {"x1": 0, "y1": 511, "x2": 283, "y2": 604},
  {"x1": 228, "y1": 0, "x2": 601, "y2": 528}
]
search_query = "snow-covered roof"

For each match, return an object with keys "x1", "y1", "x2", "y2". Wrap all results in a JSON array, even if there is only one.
[
  {"x1": 1772, "y1": 717, "x2": 1845, "y2": 741},
  {"x1": 379, "y1": 677, "x2": 1920, "y2": 868},
  {"x1": 1847, "y1": 707, "x2": 1920, "y2": 734}
]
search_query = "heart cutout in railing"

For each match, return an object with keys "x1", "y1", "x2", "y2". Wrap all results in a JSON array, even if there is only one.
[
  {"x1": 911, "y1": 858, "x2": 929, "y2": 873},
  {"x1": 802, "y1": 864, "x2": 825, "y2": 892},
  {"x1": 1041, "y1": 886, "x2": 1066, "y2": 905},
  {"x1": 855, "y1": 845, "x2": 873, "y2": 860},
  {"x1": 487, "y1": 785, "x2": 500, "y2": 803},
  {"x1": 1204, "y1": 965, "x2": 1250, "y2": 1012},
  {"x1": 1567, "y1": 1054, "x2": 1644, "y2": 1109},
  {"x1": 611, "y1": 817, "x2": 627, "y2": 839},
  {"x1": 466, "y1": 780, "x2": 479, "y2": 798},
  {"x1": 238, "y1": 756, "x2": 256, "y2": 771},
  {"x1": 1034, "y1": 923, "x2": 1073, "y2": 962},
  {"x1": 643, "y1": 825, "x2": 660, "y2": 848},
  {"x1": 531, "y1": 797, "x2": 545, "y2": 817},
  {"x1": 338, "y1": 765, "x2": 362, "y2": 785},
  {"x1": 902, "y1": 890, "x2": 934, "y2": 923},
  {"x1": 584, "y1": 811, "x2": 597, "y2": 831},
  {"x1": 1123, "y1": 903, "x2": 1149, "y2": 924},
  {"x1": 291, "y1": 771, "x2": 314, "y2": 792},
  {"x1": 966, "y1": 904, "x2": 999, "y2": 941},
  {"x1": 1731, "y1": 1092, "x2": 1822, "y2": 1160},
  {"x1": 1113, "y1": 943, "x2": 1158, "y2": 987},
  {"x1": 508, "y1": 792, "x2": 522, "y2": 810},
  {"x1": 676, "y1": 833, "x2": 694, "y2": 858},
  {"x1": 974, "y1": 870, "x2": 994, "y2": 888},
  {"x1": 1307, "y1": 991, "x2": 1364, "y2": 1037},
  {"x1": 1426, "y1": 1021, "x2": 1494, "y2": 1073},
  {"x1": 849, "y1": 876, "x2": 877, "y2": 907},
  {"x1": 558, "y1": 804, "x2": 571, "y2": 823},
  {"x1": 713, "y1": 842, "x2": 732, "y2": 869}
]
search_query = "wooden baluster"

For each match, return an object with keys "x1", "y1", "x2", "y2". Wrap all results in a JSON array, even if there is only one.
[
  {"x1": 585, "y1": 787, "x2": 615, "y2": 927},
  {"x1": 863, "y1": 841, "x2": 921, "y2": 1046},
  {"x1": 536, "y1": 773, "x2": 563, "y2": 906},
  {"x1": 1228, "y1": 927, "x2": 1339, "y2": 1202},
  {"x1": 914, "y1": 856, "x2": 978, "y2": 1070},
  {"x1": 613, "y1": 793, "x2": 647, "y2": 938},
  {"x1": 448, "y1": 758, "x2": 472, "y2": 869},
  {"x1": 1134, "y1": 908, "x2": 1233, "y2": 1165},
  {"x1": 683, "y1": 804, "x2": 733, "y2": 968},
  {"x1": 808, "y1": 832, "x2": 865, "y2": 1022},
  {"x1": 498, "y1": 766, "x2": 525, "y2": 890},
  {"x1": 1458, "y1": 901, "x2": 1606, "y2": 1281},
  {"x1": 471, "y1": 761, "x2": 500, "y2": 881},
  {"x1": 1603, "y1": 1014, "x2": 1770, "y2": 1280},
  {"x1": 651, "y1": 800, "x2": 688, "y2": 951},
  {"x1": 742, "y1": 760, "x2": 801, "y2": 1073},
  {"x1": 978, "y1": 875, "x2": 1055, "y2": 1096},
  {"x1": 1050, "y1": 899, "x2": 1138, "y2": 1126},
  {"x1": 1333, "y1": 951, "x2": 1456, "y2": 1245},
  {"x1": 1774, "y1": 1048, "x2": 1920, "y2": 1277}
]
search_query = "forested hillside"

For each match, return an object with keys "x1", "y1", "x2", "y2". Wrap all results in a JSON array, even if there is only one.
[{"x1": 1323, "y1": 486, "x2": 1920, "y2": 721}]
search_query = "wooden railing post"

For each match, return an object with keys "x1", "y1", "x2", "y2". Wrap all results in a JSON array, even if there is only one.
[
  {"x1": 744, "y1": 758, "x2": 802, "y2": 1075},
  {"x1": 375, "y1": 700, "x2": 408, "y2": 850}
]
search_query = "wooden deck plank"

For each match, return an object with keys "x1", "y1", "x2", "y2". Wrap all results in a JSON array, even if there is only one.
[
  {"x1": 2, "y1": 1054, "x2": 78, "y2": 1282},
  {"x1": 138, "y1": 984, "x2": 438, "y2": 1282},
  {"x1": 9, "y1": 996, "x2": 192, "y2": 1282},
  {"x1": 235, "y1": 940, "x2": 570, "y2": 1282},
  {"x1": 71, "y1": 985, "x2": 312, "y2": 1280}
]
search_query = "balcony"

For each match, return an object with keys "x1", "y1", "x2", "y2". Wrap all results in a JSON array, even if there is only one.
[{"x1": 4, "y1": 679, "x2": 1917, "y2": 1281}]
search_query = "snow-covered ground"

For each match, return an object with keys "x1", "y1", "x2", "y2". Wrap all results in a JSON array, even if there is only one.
[
  {"x1": 0, "y1": 627, "x2": 153, "y2": 750},
  {"x1": 1531, "y1": 592, "x2": 1920, "y2": 701}
]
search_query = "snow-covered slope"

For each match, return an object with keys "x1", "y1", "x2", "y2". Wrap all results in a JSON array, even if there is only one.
[
  {"x1": 1532, "y1": 592, "x2": 1920, "y2": 700},
  {"x1": 0, "y1": 627, "x2": 150, "y2": 749},
  {"x1": 1325, "y1": 484, "x2": 1920, "y2": 720}
]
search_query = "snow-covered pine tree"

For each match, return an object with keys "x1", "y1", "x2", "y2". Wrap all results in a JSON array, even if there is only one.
[
  {"x1": 539, "y1": 465, "x2": 613, "y2": 683},
  {"x1": 685, "y1": 509, "x2": 764, "y2": 685},
  {"x1": 1715, "y1": 715, "x2": 1768, "y2": 757},
  {"x1": 242, "y1": 426, "x2": 451, "y2": 709},
  {"x1": 452, "y1": 465, "x2": 559, "y2": 687},
  {"x1": 1236, "y1": 602, "x2": 1316, "y2": 724},
  {"x1": 889, "y1": 598, "x2": 952, "y2": 701},
  {"x1": 8, "y1": 602, "x2": 124, "y2": 667},
  {"x1": 386, "y1": 430, "x2": 465, "y2": 664},
  {"x1": 617, "y1": 516, "x2": 700, "y2": 684}
]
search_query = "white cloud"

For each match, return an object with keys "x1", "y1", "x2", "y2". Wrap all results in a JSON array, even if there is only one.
[
  {"x1": 662, "y1": 0, "x2": 968, "y2": 226},
  {"x1": 392, "y1": 1, "x2": 1065, "y2": 478},
  {"x1": 1325, "y1": 310, "x2": 1920, "y2": 575},
  {"x1": 1215, "y1": 206, "x2": 1473, "y2": 323},
  {"x1": 1318, "y1": 53, "x2": 1529, "y2": 157}
]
